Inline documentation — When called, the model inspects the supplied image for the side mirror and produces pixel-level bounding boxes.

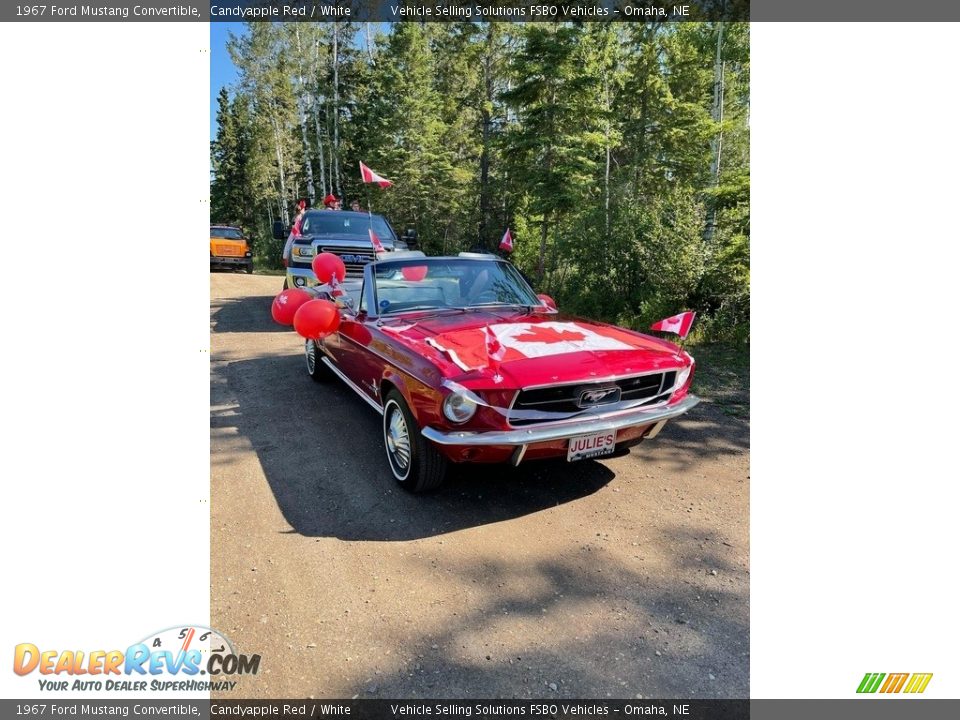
[402,228,418,247]
[272,220,287,241]
[536,294,557,312]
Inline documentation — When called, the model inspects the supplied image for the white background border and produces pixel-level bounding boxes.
[0,22,210,698]
[1,20,958,700]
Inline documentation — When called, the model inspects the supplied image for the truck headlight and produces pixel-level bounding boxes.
[443,392,477,424]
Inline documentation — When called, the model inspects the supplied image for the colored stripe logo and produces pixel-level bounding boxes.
[857,672,932,694]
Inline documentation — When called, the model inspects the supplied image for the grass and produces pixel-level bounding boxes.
[684,340,750,418]
[252,258,285,276]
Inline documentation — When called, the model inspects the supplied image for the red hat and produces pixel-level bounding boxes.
[323,194,338,208]
[296,199,307,210]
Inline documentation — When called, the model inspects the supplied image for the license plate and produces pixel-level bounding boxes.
[567,431,617,462]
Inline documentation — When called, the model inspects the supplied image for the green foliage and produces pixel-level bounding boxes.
[211,21,750,341]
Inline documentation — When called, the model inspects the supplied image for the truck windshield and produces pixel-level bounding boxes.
[211,227,243,239]
[301,212,395,241]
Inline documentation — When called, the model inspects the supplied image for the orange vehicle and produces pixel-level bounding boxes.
[210,225,253,273]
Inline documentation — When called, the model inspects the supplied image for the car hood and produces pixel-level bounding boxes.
[377,309,688,389]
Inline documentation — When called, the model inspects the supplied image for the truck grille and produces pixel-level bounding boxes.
[212,243,243,257]
[320,246,378,277]
[508,371,676,427]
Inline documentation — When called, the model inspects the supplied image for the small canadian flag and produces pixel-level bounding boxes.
[485,325,506,361]
[485,325,505,382]
[650,311,696,339]
[359,161,392,188]
[499,228,513,253]
[369,227,386,253]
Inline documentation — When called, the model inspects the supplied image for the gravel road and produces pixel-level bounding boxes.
[210,272,749,699]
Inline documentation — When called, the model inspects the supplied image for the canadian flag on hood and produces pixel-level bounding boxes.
[425,321,640,372]
[650,311,696,339]
[359,161,392,188]
[499,228,513,253]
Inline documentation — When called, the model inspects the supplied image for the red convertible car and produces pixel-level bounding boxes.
[305,253,699,492]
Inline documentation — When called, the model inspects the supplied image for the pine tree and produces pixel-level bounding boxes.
[501,24,605,281]
[211,88,254,228]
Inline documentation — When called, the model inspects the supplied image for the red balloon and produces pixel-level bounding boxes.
[537,294,557,311]
[401,265,428,281]
[271,288,312,326]
[312,253,346,285]
[293,299,341,340]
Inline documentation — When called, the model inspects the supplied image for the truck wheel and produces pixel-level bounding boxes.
[305,339,333,382]
[382,390,447,493]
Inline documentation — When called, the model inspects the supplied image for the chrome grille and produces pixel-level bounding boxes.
[509,371,676,427]
[320,246,378,277]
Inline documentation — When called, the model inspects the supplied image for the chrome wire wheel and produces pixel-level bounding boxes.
[384,400,412,481]
[305,339,317,375]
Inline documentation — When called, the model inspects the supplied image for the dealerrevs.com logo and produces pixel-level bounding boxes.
[857,672,933,694]
[13,626,260,692]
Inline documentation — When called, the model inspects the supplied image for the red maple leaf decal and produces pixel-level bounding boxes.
[513,325,586,344]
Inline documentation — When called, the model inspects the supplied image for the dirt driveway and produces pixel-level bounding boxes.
[210,272,749,699]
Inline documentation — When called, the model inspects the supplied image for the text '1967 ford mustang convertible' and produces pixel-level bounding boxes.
[271,252,699,492]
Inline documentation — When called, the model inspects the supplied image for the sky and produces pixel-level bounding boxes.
[210,22,244,141]
[209,22,390,142]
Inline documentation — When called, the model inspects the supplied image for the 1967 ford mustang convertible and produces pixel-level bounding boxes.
[305,253,699,492]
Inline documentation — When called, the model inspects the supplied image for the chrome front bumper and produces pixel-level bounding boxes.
[421,394,700,447]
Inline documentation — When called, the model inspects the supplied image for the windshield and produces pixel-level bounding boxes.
[211,227,243,239]
[373,258,540,315]
[300,212,396,242]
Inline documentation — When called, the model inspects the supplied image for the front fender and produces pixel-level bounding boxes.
[381,367,446,430]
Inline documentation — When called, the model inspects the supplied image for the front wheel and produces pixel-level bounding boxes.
[383,390,448,493]
[305,339,333,382]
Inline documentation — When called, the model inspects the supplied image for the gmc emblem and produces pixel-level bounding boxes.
[340,254,371,264]
[578,386,621,408]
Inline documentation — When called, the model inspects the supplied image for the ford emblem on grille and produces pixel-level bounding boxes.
[339,254,370,264]
[578,386,622,408]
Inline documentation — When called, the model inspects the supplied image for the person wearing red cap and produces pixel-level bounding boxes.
[282,199,309,266]
[323,194,340,210]
[292,199,308,234]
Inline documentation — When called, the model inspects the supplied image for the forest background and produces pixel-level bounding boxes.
[210,22,749,364]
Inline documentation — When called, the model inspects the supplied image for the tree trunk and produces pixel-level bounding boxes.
[293,28,315,204]
[313,105,327,198]
[365,23,375,63]
[332,25,342,197]
[538,215,549,282]
[270,113,289,225]
[312,37,328,197]
[604,74,612,239]
[704,22,726,244]
[478,26,494,250]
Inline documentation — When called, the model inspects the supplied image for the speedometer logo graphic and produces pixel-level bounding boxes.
[138,625,235,675]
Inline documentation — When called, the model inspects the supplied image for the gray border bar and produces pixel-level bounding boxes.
[3,0,960,22]
[4,699,960,718]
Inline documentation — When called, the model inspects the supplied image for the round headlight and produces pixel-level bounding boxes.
[443,392,477,424]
